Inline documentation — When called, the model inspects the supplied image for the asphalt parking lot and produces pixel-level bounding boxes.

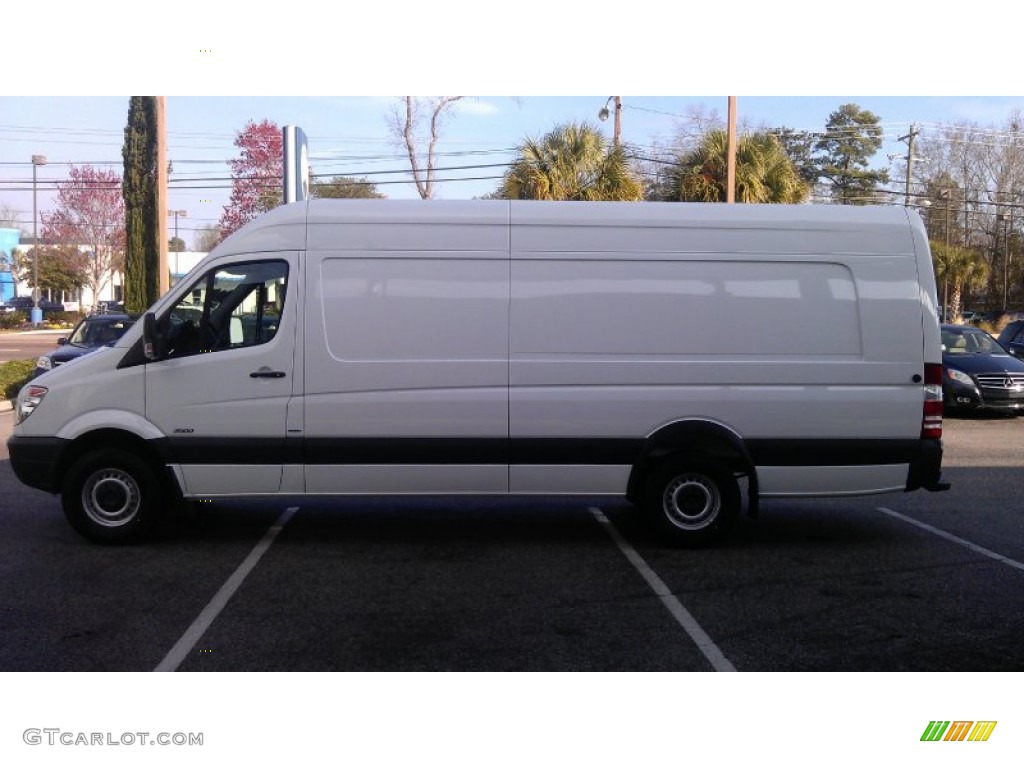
[0,410,1021,672]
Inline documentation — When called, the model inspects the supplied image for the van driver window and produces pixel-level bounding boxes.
[164,260,288,358]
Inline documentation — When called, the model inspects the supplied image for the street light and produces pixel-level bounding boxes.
[998,211,1011,310]
[168,209,186,279]
[597,96,622,149]
[938,189,952,318]
[31,154,47,326]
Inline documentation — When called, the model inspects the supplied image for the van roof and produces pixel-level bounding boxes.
[212,199,919,258]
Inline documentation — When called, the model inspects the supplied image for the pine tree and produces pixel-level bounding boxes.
[122,96,159,313]
[813,104,890,205]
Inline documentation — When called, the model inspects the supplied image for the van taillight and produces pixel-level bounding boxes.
[922,363,943,439]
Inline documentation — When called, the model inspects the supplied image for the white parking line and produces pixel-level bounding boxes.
[878,507,1024,573]
[154,506,298,672]
[589,507,737,672]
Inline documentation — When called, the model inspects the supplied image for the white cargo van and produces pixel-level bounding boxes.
[8,200,948,545]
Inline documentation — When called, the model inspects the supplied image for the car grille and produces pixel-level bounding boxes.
[976,373,1024,390]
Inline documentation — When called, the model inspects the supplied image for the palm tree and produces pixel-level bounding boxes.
[931,241,988,322]
[498,122,643,201]
[660,130,810,204]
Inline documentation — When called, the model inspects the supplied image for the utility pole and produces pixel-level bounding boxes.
[897,123,920,206]
[726,96,737,203]
[963,155,970,248]
[30,154,46,325]
[156,97,169,296]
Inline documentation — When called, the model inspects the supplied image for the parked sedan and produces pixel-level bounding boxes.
[941,324,1024,413]
[34,313,136,378]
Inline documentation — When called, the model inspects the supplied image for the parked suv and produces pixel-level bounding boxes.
[998,318,1024,357]
[4,296,64,314]
[34,313,136,378]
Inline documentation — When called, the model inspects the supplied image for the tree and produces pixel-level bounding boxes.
[775,127,820,186]
[13,245,88,298]
[311,175,385,199]
[169,237,186,252]
[218,119,283,240]
[0,203,24,234]
[194,224,222,253]
[497,122,643,201]
[921,173,964,247]
[122,96,160,314]
[932,241,988,321]
[659,130,809,204]
[388,97,463,199]
[915,114,1024,308]
[41,165,125,311]
[814,104,889,204]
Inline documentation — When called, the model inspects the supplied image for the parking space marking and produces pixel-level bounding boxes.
[589,507,737,672]
[154,506,299,672]
[878,507,1024,573]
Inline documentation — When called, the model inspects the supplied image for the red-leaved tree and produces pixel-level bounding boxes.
[218,119,283,241]
[41,165,126,310]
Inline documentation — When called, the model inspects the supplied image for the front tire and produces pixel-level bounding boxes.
[62,449,164,544]
[644,456,740,547]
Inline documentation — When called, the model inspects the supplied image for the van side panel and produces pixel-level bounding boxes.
[302,202,511,494]
[508,202,927,496]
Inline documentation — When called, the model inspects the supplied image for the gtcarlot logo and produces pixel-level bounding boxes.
[920,721,997,742]
[23,729,203,747]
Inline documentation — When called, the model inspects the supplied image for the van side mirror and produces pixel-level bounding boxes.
[142,312,165,361]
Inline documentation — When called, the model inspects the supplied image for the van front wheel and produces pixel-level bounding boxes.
[62,449,163,544]
[644,456,739,547]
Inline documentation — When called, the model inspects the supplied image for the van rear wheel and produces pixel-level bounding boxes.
[644,456,739,547]
[62,449,164,544]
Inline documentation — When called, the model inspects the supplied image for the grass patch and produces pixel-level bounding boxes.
[0,359,35,401]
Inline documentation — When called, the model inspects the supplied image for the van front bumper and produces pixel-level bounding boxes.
[905,438,949,492]
[7,436,68,494]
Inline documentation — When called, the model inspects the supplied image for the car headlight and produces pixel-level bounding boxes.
[15,384,48,425]
[36,356,52,371]
[946,368,975,387]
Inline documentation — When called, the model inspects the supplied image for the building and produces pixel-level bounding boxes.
[6,240,206,312]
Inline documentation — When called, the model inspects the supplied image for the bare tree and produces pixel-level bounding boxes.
[917,114,1024,309]
[0,203,23,233]
[388,97,463,199]
[194,224,222,253]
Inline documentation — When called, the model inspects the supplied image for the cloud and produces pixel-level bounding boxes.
[456,99,500,116]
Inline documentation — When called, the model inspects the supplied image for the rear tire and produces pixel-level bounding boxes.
[643,455,740,547]
[62,449,164,544]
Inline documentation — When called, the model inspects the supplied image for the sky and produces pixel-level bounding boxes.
[4,2,1023,249]
[5,94,1024,249]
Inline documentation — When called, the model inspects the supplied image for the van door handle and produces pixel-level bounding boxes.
[250,369,286,379]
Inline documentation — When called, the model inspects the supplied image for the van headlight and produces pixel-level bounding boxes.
[36,356,52,371]
[15,384,48,425]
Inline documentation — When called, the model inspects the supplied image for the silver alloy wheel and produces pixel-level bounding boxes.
[662,472,721,530]
[81,468,142,528]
